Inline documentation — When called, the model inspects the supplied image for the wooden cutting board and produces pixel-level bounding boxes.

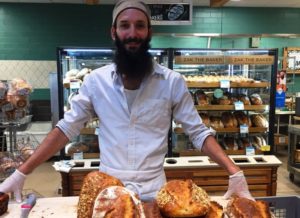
[3,196,227,217]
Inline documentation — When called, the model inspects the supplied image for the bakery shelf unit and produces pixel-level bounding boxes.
[170,48,277,156]
[56,47,170,159]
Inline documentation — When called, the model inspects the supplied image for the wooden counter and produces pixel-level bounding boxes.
[55,155,281,197]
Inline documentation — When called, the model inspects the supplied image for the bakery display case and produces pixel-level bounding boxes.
[170,48,277,156]
[56,47,170,159]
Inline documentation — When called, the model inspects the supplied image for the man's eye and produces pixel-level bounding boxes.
[136,23,146,29]
[119,23,129,29]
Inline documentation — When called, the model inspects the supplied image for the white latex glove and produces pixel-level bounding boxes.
[223,171,255,201]
[0,169,26,202]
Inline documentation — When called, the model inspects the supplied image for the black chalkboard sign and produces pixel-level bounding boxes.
[148,1,192,25]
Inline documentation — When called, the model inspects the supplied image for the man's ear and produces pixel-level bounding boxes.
[111,27,116,41]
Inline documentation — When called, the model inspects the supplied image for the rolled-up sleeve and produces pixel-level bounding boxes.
[56,74,95,140]
[172,75,214,151]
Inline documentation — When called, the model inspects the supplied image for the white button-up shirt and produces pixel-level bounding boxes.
[57,61,213,200]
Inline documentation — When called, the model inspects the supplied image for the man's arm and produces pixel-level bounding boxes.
[18,127,69,174]
[201,135,240,175]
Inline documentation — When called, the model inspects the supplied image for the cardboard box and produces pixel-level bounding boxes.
[274,133,289,145]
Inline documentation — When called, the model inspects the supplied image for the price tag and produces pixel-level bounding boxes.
[240,124,249,134]
[94,127,99,135]
[234,101,244,110]
[246,146,255,155]
[73,152,84,160]
[220,80,230,88]
[260,145,271,151]
[70,81,81,90]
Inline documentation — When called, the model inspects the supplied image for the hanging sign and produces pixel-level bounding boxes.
[275,70,287,108]
[148,0,192,25]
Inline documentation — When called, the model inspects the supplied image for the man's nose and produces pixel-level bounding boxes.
[128,25,138,37]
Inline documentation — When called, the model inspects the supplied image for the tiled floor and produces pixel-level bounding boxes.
[22,148,300,198]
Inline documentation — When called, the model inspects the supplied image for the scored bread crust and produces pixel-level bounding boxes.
[92,186,145,218]
[226,196,271,218]
[205,201,224,218]
[77,171,124,218]
[156,179,211,217]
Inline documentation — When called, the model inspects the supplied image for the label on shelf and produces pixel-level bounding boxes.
[73,152,84,160]
[246,146,255,155]
[234,101,245,110]
[260,145,271,151]
[70,81,81,90]
[220,80,230,88]
[94,127,100,135]
[240,124,249,134]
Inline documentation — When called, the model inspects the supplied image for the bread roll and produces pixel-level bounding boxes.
[223,137,239,150]
[238,94,251,105]
[156,179,210,217]
[221,112,238,128]
[92,186,145,218]
[226,196,271,218]
[77,171,124,218]
[234,111,252,127]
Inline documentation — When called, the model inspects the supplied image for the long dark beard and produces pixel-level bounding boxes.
[113,34,153,80]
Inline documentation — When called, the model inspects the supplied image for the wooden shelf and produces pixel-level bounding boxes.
[195,105,269,111]
[174,127,267,134]
[178,149,263,156]
[186,81,270,88]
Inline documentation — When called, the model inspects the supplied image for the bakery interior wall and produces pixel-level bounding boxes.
[0,3,300,121]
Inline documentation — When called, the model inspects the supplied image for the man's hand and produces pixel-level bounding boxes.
[0,169,26,202]
[223,171,255,201]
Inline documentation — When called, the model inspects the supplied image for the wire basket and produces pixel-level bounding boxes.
[0,152,22,181]
[257,196,300,218]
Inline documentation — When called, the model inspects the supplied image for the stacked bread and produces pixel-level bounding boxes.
[0,78,32,120]
[251,114,269,128]
[183,75,255,83]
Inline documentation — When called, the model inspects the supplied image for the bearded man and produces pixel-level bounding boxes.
[0,0,253,202]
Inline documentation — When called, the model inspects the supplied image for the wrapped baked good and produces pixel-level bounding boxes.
[7,94,28,109]
[218,91,233,105]
[251,114,269,128]
[8,78,32,96]
[234,111,252,127]
[156,179,211,217]
[250,93,263,105]
[238,138,251,150]
[0,156,18,174]
[210,116,224,129]
[221,112,238,128]
[66,142,89,155]
[77,171,124,218]
[195,90,209,105]
[0,192,9,216]
[199,113,210,127]
[92,186,145,218]
[252,136,267,149]
[226,196,271,218]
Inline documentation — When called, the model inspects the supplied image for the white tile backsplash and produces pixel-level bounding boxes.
[0,60,57,88]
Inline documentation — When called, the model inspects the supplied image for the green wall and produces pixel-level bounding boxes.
[1,3,300,95]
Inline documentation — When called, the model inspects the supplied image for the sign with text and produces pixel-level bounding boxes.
[148,0,192,25]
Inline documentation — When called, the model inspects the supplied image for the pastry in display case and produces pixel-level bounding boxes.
[56,47,170,159]
[171,48,277,155]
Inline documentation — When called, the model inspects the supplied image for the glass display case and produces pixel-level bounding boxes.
[170,48,277,156]
[56,47,170,159]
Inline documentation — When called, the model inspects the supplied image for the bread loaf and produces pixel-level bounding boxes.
[205,201,224,218]
[0,192,9,216]
[223,137,239,150]
[226,196,271,218]
[251,114,269,128]
[250,93,263,105]
[77,171,124,218]
[210,116,224,129]
[238,94,251,105]
[92,186,145,218]
[199,113,210,127]
[156,179,210,217]
[221,112,238,128]
[195,90,209,105]
[234,111,252,127]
